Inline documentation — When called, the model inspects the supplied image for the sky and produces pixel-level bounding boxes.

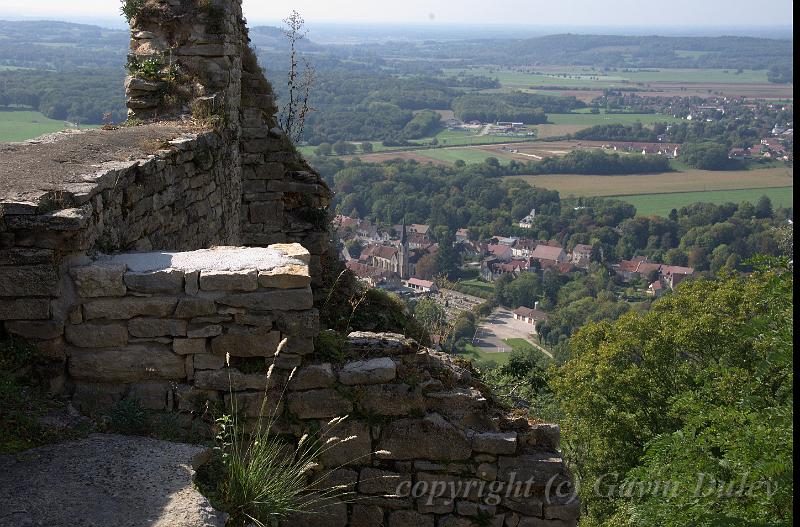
[0,0,793,28]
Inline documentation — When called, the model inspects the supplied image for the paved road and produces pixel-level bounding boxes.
[473,308,553,358]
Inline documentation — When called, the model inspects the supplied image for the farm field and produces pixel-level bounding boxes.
[417,147,515,165]
[0,110,87,142]
[546,112,682,126]
[617,187,794,216]
[443,66,792,100]
[506,166,794,197]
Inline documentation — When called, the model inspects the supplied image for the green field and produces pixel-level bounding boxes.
[460,344,512,367]
[418,147,514,165]
[503,338,552,360]
[546,112,682,126]
[444,67,770,89]
[0,110,85,142]
[618,187,794,216]
[459,279,496,295]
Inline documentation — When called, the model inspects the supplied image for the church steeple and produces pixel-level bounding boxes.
[399,219,410,279]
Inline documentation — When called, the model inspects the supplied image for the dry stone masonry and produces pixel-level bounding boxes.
[0,1,579,525]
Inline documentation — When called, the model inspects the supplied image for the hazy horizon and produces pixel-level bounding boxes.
[0,0,793,36]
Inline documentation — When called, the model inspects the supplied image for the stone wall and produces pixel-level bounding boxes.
[125,0,332,285]
[44,244,314,412]
[281,333,579,527]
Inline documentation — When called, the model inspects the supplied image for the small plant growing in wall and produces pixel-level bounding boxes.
[120,0,147,22]
[278,11,316,143]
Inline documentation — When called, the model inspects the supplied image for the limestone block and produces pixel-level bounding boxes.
[389,511,434,527]
[70,264,127,298]
[6,320,64,340]
[194,353,225,370]
[378,414,471,461]
[199,270,258,292]
[288,389,353,420]
[0,298,50,320]
[175,385,220,412]
[426,389,487,420]
[543,503,580,522]
[521,424,561,451]
[185,270,200,295]
[347,332,418,356]
[257,264,311,289]
[339,357,396,385]
[281,500,347,527]
[472,432,518,455]
[359,468,411,495]
[128,381,172,410]
[497,454,568,486]
[72,382,127,413]
[210,326,280,357]
[129,318,188,338]
[124,269,184,294]
[318,419,372,467]
[350,505,384,527]
[65,322,129,348]
[223,391,283,418]
[187,324,223,338]
[275,310,319,337]
[217,288,313,311]
[358,384,424,416]
[0,265,59,297]
[173,338,208,355]
[288,363,335,391]
[193,369,267,391]
[174,297,217,318]
[477,463,498,482]
[83,297,177,320]
[69,345,185,382]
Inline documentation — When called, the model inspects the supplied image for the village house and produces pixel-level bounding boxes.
[512,239,538,258]
[570,244,594,268]
[455,228,470,243]
[346,261,400,288]
[615,256,695,291]
[405,278,439,294]
[513,305,549,333]
[531,244,568,265]
[519,208,537,229]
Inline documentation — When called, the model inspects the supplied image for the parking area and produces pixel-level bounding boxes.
[473,307,552,358]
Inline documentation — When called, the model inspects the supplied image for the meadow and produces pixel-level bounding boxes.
[617,187,794,216]
[507,166,793,197]
[0,110,85,142]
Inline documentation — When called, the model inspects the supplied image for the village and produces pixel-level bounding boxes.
[334,212,696,353]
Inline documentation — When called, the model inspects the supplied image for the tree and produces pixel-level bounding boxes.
[434,229,458,280]
[755,195,774,219]
[551,263,793,526]
[414,298,448,337]
[333,140,355,155]
[414,253,438,280]
[361,142,374,154]
[680,141,731,170]
[314,142,332,157]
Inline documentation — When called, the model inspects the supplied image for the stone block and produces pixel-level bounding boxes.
[129,318,187,338]
[6,320,63,340]
[173,338,208,355]
[543,503,580,522]
[258,265,311,289]
[472,432,518,455]
[175,385,220,412]
[70,264,127,298]
[224,391,284,418]
[187,324,223,338]
[288,363,335,391]
[288,389,353,420]
[0,298,50,320]
[128,381,172,410]
[217,288,314,311]
[359,468,411,495]
[199,270,258,291]
[65,322,129,348]
[194,369,267,391]
[339,357,396,385]
[275,310,319,337]
[174,297,217,318]
[389,511,434,527]
[498,455,568,486]
[69,345,185,382]
[379,414,471,461]
[318,419,372,467]
[124,269,184,294]
[83,297,177,320]
[194,352,225,370]
[0,265,59,297]
[350,505,384,527]
[281,500,347,527]
[358,384,424,416]
[211,326,281,357]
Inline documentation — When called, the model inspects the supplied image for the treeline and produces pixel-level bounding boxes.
[527,149,671,175]
[0,69,127,124]
[572,122,660,142]
[451,92,584,123]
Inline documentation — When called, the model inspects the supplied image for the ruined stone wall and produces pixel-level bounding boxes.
[125,0,332,285]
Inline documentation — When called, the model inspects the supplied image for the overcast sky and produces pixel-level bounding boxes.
[0,0,793,27]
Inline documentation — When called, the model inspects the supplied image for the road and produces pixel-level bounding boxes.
[473,307,553,359]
